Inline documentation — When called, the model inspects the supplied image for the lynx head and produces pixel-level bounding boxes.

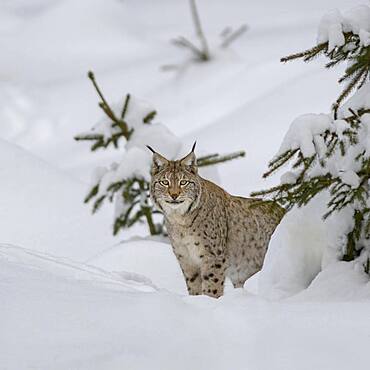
[148,142,202,216]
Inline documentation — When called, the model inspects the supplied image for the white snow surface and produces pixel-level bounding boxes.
[1,0,370,369]
[0,138,115,260]
[2,241,370,370]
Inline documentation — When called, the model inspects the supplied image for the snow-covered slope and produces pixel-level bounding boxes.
[2,243,370,370]
[0,138,115,260]
[88,238,187,294]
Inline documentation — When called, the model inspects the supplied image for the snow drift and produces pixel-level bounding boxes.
[2,242,370,370]
[0,138,115,260]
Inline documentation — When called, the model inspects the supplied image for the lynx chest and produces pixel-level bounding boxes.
[171,232,203,266]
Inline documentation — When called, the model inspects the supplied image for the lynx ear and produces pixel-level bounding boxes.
[180,142,197,174]
[146,145,169,175]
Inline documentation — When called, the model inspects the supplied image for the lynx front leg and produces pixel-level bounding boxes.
[177,258,202,295]
[201,255,227,298]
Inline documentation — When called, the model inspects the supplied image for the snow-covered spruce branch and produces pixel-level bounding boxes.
[281,25,369,114]
[75,71,245,236]
[253,104,370,266]
[197,151,245,167]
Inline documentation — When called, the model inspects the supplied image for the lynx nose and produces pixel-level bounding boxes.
[170,193,179,200]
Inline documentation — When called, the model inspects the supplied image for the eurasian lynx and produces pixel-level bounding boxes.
[148,144,285,298]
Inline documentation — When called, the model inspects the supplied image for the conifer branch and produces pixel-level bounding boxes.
[197,151,245,167]
[87,71,113,116]
[121,94,130,119]
[280,42,327,63]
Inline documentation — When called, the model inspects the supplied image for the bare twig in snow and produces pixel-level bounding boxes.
[220,24,248,48]
[189,0,210,61]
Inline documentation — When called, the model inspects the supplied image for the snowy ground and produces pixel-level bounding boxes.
[1,0,370,369]
[2,242,370,370]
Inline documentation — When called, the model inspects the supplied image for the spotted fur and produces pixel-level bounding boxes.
[149,147,285,298]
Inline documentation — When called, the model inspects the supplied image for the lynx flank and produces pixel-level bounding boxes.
[148,144,285,298]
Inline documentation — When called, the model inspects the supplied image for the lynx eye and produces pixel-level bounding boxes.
[160,180,169,186]
[179,180,189,186]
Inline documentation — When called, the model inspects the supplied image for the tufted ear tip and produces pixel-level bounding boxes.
[191,141,196,153]
[146,145,156,154]
[180,144,197,174]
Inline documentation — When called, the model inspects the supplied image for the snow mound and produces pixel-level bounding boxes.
[258,189,370,300]
[291,261,370,302]
[88,238,187,294]
[0,138,115,260]
[0,243,155,292]
[258,194,328,299]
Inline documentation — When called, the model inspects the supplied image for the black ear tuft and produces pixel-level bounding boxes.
[146,145,156,154]
[191,141,197,153]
